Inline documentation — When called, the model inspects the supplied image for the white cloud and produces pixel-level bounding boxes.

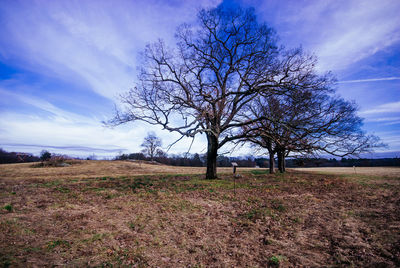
[312,0,400,71]
[0,110,209,158]
[0,87,94,124]
[364,116,400,126]
[0,86,209,157]
[1,0,399,157]
[339,77,400,84]
[360,101,400,115]
[0,0,222,100]
[365,117,400,122]
[382,121,400,126]
[374,133,400,151]
[254,0,400,71]
[0,0,223,157]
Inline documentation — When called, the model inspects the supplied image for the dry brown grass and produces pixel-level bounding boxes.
[0,160,256,181]
[1,162,399,267]
[293,166,400,177]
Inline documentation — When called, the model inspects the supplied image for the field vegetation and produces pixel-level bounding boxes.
[294,166,400,177]
[1,161,399,266]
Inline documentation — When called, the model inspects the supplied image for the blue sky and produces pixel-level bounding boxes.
[0,0,399,158]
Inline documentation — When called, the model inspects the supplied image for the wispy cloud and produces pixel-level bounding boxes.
[0,0,221,100]
[3,143,124,153]
[0,111,145,157]
[312,0,400,71]
[382,121,400,126]
[0,0,399,157]
[0,110,207,157]
[0,87,94,124]
[339,77,400,84]
[360,101,400,115]
[255,0,400,71]
[0,0,218,157]
[364,116,400,126]
[366,117,400,122]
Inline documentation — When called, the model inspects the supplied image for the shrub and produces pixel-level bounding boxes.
[33,154,74,167]
[3,204,13,212]
[40,150,51,161]
[269,255,286,266]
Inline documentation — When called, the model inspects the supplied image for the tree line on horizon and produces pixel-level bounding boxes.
[1,148,398,167]
[115,151,400,168]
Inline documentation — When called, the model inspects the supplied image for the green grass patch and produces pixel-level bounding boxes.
[55,186,70,193]
[47,239,70,250]
[243,207,275,221]
[41,180,62,187]
[3,204,13,212]
[0,254,13,268]
[269,255,287,265]
[127,216,149,232]
[84,187,107,192]
[82,233,109,243]
[271,199,286,212]
[251,169,269,175]
[129,177,154,192]
[23,247,41,253]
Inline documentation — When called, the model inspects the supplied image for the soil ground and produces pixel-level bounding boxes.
[0,161,399,267]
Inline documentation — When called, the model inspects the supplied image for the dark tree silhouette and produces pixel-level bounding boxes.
[141,132,162,161]
[0,149,40,164]
[40,150,51,162]
[245,76,383,173]
[108,5,335,179]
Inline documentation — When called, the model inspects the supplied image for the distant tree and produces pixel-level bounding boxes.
[40,150,51,162]
[192,153,203,167]
[116,154,129,160]
[0,149,39,164]
[128,153,146,160]
[141,132,162,161]
[255,158,268,168]
[87,154,97,160]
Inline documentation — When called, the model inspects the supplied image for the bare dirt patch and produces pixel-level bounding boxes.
[1,165,399,267]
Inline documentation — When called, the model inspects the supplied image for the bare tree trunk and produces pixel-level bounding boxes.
[277,152,282,173]
[206,133,218,180]
[277,150,284,173]
[268,151,275,174]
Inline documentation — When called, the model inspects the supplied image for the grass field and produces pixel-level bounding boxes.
[1,161,399,266]
[293,166,400,177]
[0,160,251,180]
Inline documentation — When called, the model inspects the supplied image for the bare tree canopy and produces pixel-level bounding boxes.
[141,132,162,161]
[245,79,384,173]
[108,4,375,179]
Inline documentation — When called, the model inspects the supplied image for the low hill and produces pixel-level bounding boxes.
[0,160,250,181]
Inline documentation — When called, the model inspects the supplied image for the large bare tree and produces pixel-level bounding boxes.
[109,6,332,179]
[245,74,383,173]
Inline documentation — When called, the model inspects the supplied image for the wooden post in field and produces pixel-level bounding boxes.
[232,162,238,196]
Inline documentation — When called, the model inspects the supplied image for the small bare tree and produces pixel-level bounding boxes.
[141,132,162,161]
